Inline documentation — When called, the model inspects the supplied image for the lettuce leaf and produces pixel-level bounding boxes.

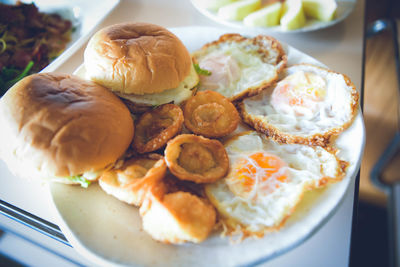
[194,63,212,76]
[68,175,91,188]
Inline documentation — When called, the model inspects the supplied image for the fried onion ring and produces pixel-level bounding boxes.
[133,104,184,153]
[183,90,239,138]
[99,154,166,206]
[165,134,229,183]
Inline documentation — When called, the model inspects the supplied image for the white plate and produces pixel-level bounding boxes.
[2,0,120,73]
[49,27,365,267]
[191,0,356,33]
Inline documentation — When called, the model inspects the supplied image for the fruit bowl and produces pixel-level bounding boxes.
[190,0,356,33]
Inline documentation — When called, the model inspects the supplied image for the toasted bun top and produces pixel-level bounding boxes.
[0,73,134,179]
[84,22,192,95]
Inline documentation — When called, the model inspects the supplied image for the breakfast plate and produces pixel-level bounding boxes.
[190,0,356,33]
[49,26,365,266]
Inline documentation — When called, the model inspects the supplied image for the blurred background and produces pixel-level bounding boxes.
[352,0,400,266]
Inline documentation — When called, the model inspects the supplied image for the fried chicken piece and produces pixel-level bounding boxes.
[99,154,166,206]
[140,181,216,244]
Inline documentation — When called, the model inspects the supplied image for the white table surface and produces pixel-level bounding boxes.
[0,0,365,266]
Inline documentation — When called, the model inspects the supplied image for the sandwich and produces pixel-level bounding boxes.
[84,22,199,113]
[0,73,134,187]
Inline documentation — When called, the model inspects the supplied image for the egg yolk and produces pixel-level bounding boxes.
[227,152,288,200]
[271,71,326,115]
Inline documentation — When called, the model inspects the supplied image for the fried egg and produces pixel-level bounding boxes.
[192,34,287,101]
[205,131,347,236]
[239,64,359,146]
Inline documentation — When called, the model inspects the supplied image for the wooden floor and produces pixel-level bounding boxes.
[360,23,399,205]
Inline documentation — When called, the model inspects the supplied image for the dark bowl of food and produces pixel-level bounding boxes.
[0,0,119,95]
[0,1,78,94]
